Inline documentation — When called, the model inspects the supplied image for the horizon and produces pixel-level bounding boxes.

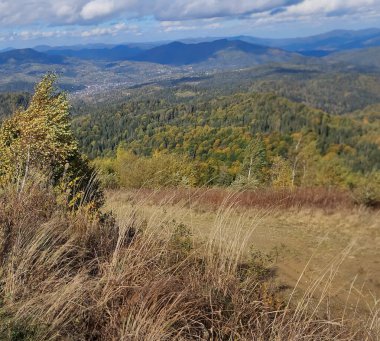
[2,27,380,51]
[1,0,380,49]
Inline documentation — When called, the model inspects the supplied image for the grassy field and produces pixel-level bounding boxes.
[106,188,380,317]
[1,182,379,339]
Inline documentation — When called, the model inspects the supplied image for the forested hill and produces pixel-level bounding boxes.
[72,91,380,182]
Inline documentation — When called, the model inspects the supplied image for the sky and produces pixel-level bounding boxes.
[1,0,380,48]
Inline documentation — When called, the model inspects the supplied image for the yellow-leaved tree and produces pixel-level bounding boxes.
[0,74,103,210]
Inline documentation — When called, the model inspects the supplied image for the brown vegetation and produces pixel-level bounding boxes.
[121,187,358,211]
[0,181,378,340]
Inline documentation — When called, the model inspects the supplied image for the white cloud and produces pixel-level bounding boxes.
[0,0,379,44]
[286,0,377,16]
[0,0,378,27]
[81,0,117,20]
[80,22,137,37]
[242,0,380,28]
[0,0,309,26]
[1,22,138,42]
[160,19,223,33]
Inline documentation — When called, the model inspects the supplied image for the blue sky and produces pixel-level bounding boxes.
[1,0,380,48]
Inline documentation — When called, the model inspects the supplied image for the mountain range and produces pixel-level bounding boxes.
[234,28,380,55]
[1,28,379,67]
[0,28,380,94]
[129,39,301,66]
[0,48,65,65]
[0,39,304,68]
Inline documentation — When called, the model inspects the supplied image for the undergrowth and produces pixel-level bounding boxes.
[0,178,378,340]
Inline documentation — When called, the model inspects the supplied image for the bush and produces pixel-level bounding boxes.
[351,172,380,207]
[108,147,198,189]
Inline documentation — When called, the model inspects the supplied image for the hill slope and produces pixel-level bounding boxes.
[0,48,65,65]
[236,28,380,54]
[44,45,143,61]
[326,47,380,70]
[130,39,302,66]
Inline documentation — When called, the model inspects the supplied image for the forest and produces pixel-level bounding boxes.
[0,70,379,204]
[67,86,380,205]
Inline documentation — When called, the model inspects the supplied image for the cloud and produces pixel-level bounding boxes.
[80,23,138,37]
[81,0,119,20]
[285,0,377,17]
[0,0,313,26]
[0,0,378,27]
[235,0,379,29]
[1,22,138,42]
[0,0,379,45]
[160,19,222,33]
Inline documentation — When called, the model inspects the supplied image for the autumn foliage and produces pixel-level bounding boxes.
[0,74,102,209]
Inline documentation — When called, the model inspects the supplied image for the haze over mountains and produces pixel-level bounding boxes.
[0,39,301,66]
[235,28,380,55]
[3,28,380,63]
[0,48,65,65]
[0,28,379,94]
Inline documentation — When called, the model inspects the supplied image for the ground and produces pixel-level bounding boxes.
[105,189,380,317]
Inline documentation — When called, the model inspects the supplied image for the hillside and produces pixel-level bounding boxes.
[44,45,144,61]
[72,91,380,188]
[1,32,380,97]
[237,28,380,54]
[0,48,65,65]
[326,47,380,70]
[75,65,380,117]
[130,39,302,66]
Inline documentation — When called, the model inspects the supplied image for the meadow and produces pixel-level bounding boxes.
[106,188,380,317]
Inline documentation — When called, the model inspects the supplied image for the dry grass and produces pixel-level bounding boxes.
[125,187,357,211]
[0,182,379,340]
[107,189,380,313]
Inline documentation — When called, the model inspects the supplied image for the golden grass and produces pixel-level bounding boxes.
[107,189,380,320]
[0,182,379,340]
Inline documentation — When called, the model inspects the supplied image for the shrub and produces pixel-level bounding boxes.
[112,147,197,188]
[351,171,380,207]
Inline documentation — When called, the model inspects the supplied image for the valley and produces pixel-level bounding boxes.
[0,26,380,340]
[1,28,380,99]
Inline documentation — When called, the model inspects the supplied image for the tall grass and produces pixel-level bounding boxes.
[119,187,358,211]
[0,180,378,340]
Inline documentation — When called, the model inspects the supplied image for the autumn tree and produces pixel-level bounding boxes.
[0,74,103,209]
[270,156,293,188]
[233,135,269,188]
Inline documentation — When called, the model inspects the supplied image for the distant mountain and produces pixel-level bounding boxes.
[234,28,380,55]
[44,45,143,61]
[326,47,380,70]
[0,47,14,53]
[0,48,65,65]
[34,43,117,52]
[130,39,302,66]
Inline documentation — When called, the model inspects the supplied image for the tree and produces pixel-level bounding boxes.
[270,156,293,188]
[233,135,269,188]
[0,74,103,209]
